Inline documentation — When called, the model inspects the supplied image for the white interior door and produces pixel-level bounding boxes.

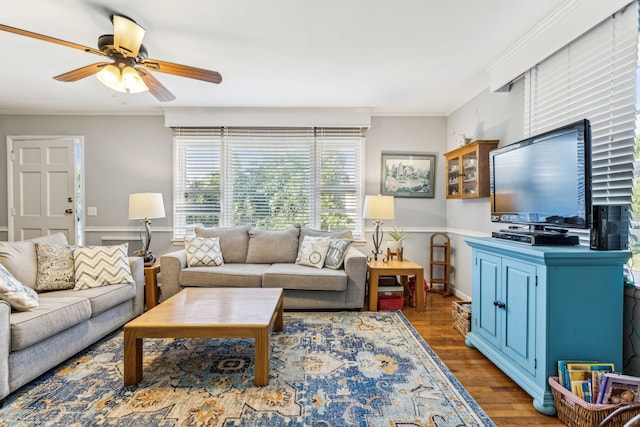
[7,136,84,244]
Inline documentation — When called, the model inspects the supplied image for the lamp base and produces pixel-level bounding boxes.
[134,249,156,264]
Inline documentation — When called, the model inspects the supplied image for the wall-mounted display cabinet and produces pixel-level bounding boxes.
[444,140,499,199]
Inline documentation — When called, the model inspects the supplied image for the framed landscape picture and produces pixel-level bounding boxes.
[381,152,436,198]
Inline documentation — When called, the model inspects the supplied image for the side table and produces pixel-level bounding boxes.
[143,261,161,311]
[367,259,425,312]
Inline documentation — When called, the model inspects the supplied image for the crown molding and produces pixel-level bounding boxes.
[486,0,634,92]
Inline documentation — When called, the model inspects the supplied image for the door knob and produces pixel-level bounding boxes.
[65,208,74,214]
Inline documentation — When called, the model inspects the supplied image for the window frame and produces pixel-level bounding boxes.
[172,127,366,241]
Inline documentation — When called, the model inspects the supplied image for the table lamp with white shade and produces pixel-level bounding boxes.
[363,194,395,261]
[128,193,166,264]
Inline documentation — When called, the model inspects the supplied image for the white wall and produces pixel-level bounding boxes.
[445,80,526,297]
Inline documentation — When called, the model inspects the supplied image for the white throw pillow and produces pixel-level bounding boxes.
[185,236,224,267]
[73,244,134,290]
[0,263,39,311]
[324,238,354,270]
[295,236,331,269]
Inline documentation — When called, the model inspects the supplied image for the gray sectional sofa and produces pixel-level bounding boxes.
[160,225,367,310]
[0,234,144,403]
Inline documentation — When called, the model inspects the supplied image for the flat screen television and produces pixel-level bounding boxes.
[489,119,591,242]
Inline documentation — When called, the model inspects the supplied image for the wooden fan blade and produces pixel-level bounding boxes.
[53,63,110,82]
[0,24,107,57]
[113,15,145,58]
[137,69,176,102]
[140,59,222,84]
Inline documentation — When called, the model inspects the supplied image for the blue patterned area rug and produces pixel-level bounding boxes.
[0,311,494,426]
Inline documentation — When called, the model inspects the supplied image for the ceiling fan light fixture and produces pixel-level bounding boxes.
[121,66,148,94]
[96,64,148,94]
[96,64,120,89]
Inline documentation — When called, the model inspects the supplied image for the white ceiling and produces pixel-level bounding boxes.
[0,0,566,115]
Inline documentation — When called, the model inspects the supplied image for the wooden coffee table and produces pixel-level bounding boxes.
[123,287,284,386]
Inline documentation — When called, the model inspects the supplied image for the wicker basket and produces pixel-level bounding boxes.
[452,301,471,336]
[548,376,640,426]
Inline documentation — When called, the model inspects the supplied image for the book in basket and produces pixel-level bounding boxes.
[597,373,640,405]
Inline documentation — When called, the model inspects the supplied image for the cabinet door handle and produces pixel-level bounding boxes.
[493,300,506,309]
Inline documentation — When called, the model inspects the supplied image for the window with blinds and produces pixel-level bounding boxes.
[173,129,222,238]
[173,127,365,240]
[523,1,638,208]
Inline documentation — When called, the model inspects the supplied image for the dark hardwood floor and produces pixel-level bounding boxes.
[402,292,565,426]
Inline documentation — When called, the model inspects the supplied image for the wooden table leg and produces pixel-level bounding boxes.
[274,298,284,332]
[144,267,159,310]
[124,327,143,386]
[368,270,380,311]
[254,327,270,386]
[415,269,425,312]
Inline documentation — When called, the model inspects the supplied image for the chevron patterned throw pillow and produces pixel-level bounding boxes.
[185,236,224,267]
[72,244,134,290]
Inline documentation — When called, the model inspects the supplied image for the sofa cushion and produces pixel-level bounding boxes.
[180,263,269,288]
[324,239,354,270]
[246,227,300,264]
[9,296,91,351]
[195,225,250,263]
[35,243,76,292]
[185,236,224,267]
[296,225,352,253]
[0,233,69,289]
[263,263,348,291]
[295,236,331,269]
[0,263,39,311]
[45,282,136,317]
[73,244,134,290]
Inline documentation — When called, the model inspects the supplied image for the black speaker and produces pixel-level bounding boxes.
[590,205,629,250]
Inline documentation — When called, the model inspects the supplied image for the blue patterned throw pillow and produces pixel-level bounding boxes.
[0,263,39,311]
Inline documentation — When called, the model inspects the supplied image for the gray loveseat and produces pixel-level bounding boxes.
[0,234,144,403]
[160,225,367,310]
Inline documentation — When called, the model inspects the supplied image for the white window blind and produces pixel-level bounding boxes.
[224,127,315,229]
[173,128,222,238]
[316,128,365,236]
[173,127,365,240]
[524,1,638,206]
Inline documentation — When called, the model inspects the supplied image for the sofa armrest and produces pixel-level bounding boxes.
[160,250,188,301]
[128,256,145,316]
[0,300,10,400]
[343,246,367,309]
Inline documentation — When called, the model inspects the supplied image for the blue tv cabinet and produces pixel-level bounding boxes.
[464,237,630,415]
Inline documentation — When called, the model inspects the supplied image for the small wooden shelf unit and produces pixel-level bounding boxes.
[429,232,451,296]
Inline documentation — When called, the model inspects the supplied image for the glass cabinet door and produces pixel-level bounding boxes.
[447,157,460,197]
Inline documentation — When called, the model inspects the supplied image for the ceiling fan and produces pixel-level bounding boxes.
[0,15,222,102]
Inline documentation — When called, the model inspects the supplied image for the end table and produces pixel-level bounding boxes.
[143,261,161,310]
[367,259,425,312]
